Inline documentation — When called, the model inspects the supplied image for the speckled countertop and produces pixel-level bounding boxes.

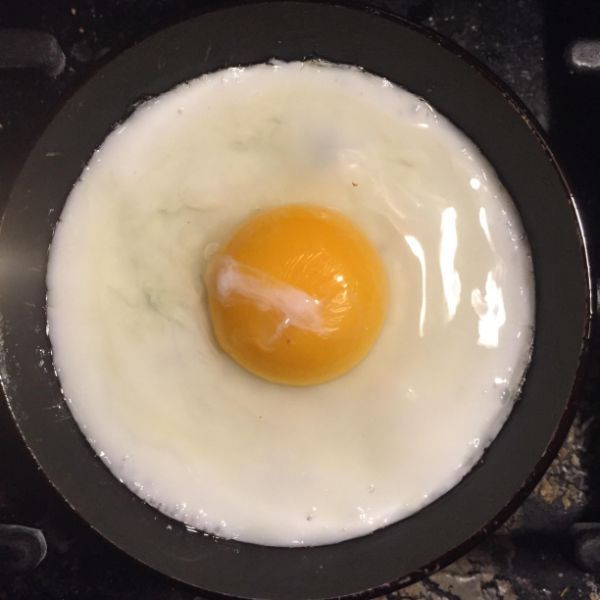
[399,416,596,599]
[1,1,599,599]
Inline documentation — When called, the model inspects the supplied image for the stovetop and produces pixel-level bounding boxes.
[1,1,599,599]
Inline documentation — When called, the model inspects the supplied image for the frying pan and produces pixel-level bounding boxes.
[0,1,592,598]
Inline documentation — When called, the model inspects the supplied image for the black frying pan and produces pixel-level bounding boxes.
[0,2,592,599]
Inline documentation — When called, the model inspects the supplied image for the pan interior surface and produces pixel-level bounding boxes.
[0,2,590,599]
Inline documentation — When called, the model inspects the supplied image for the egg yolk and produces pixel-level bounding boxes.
[205,204,388,386]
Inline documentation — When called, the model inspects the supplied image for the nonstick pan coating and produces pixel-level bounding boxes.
[0,2,591,598]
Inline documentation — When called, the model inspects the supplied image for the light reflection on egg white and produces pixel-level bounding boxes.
[356,506,375,526]
[469,176,481,190]
[405,235,427,337]
[478,207,494,249]
[439,207,461,321]
[471,271,507,349]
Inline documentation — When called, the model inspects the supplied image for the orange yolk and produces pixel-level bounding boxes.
[204,204,388,386]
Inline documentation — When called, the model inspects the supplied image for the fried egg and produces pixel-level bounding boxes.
[47,61,534,546]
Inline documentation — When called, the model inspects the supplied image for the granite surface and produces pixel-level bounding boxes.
[1,1,599,598]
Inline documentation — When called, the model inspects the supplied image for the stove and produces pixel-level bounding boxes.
[1,1,599,598]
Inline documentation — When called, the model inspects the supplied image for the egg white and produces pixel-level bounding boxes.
[47,61,534,546]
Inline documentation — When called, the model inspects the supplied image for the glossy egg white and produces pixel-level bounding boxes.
[47,61,534,546]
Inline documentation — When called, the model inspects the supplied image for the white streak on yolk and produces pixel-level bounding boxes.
[214,256,327,336]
